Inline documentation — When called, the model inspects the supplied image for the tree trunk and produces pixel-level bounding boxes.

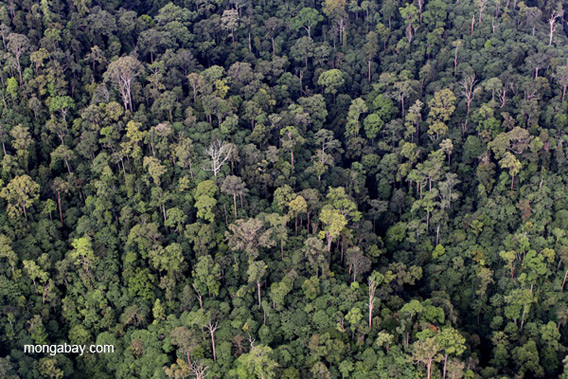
[57,191,64,227]
[16,58,23,87]
[291,150,294,169]
[210,331,217,362]
[233,193,238,218]
[257,281,262,307]
[64,157,72,174]
[128,87,134,112]
[193,285,203,308]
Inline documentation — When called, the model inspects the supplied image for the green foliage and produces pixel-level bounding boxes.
[1,1,568,377]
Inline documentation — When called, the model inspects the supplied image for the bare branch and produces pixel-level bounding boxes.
[186,355,209,379]
[202,140,234,178]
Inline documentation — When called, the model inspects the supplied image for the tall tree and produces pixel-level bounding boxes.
[221,175,248,218]
[103,56,144,112]
[291,8,323,38]
[1,175,40,219]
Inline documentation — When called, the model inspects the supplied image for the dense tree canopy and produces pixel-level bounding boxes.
[0,0,568,377]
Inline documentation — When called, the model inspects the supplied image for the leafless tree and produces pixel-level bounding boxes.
[202,140,233,178]
[204,321,219,362]
[497,85,508,108]
[548,8,564,46]
[186,356,209,379]
[248,333,256,349]
[368,277,378,328]
[459,74,480,133]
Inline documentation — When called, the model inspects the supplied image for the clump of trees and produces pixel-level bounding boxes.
[0,0,567,378]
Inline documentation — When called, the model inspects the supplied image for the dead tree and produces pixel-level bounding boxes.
[205,321,219,362]
[459,74,480,134]
[202,140,233,178]
[548,8,564,46]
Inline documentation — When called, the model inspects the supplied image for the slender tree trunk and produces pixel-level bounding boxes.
[57,191,64,227]
[257,281,262,307]
[233,193,237,218]
[128,87,134,112]
[193,285,203,308]
[271,37,275,55]
[16,58,22,87]
[210,330,217,362]
[42,284,49,304]
[64,157,72,174]
[520,305,527,331]
[191,85,197,103]
[188,160,194,179]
